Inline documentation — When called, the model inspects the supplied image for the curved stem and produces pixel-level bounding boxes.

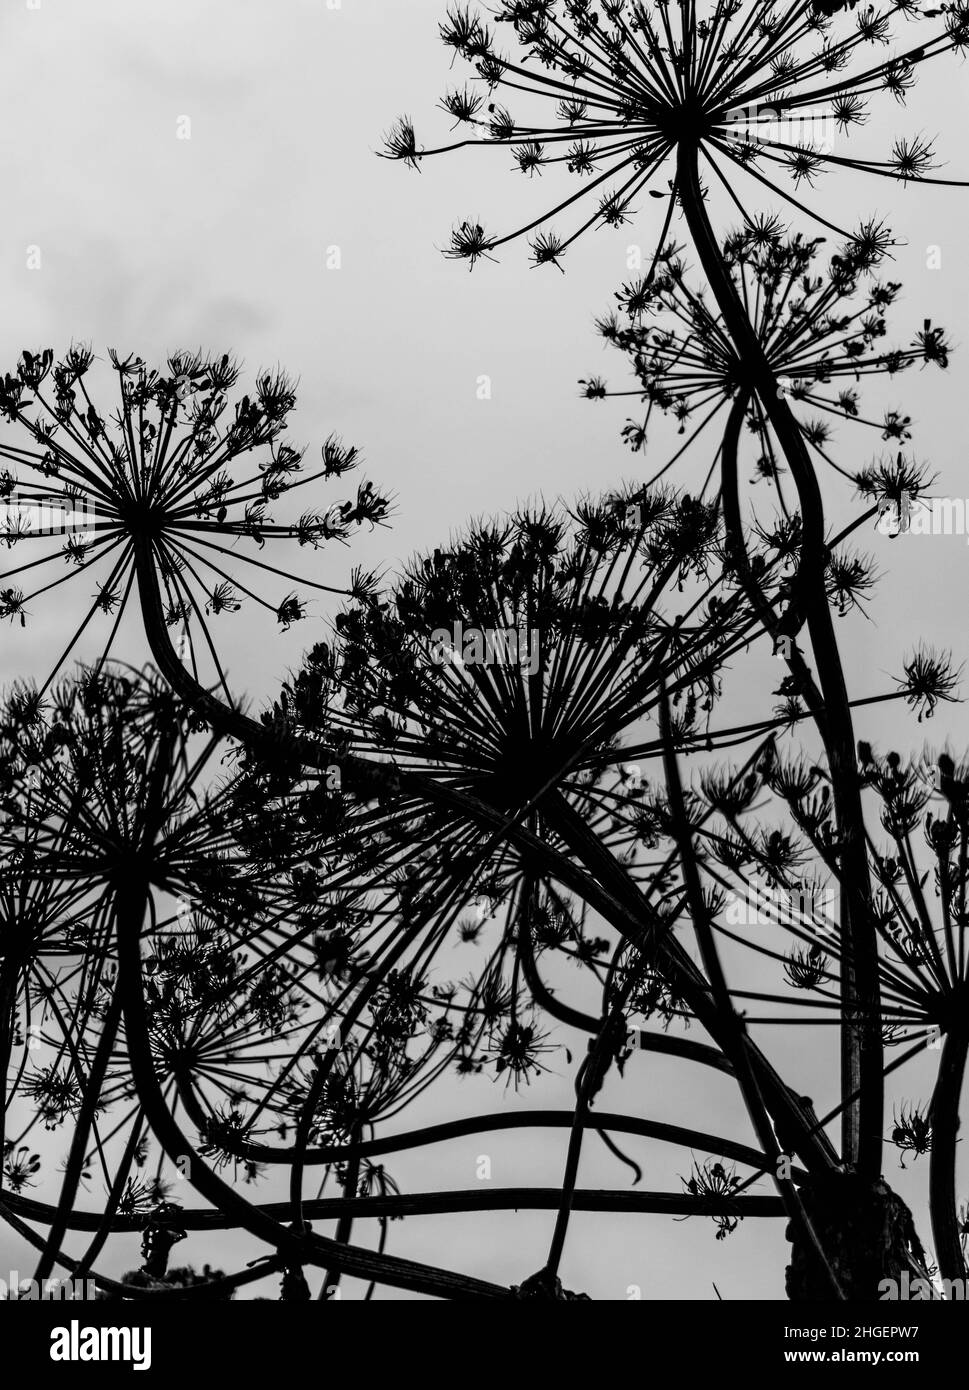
[929,1026,969,1287]
[1,1187,788,1231]
[720,392,826,724]
[72,1117,147,1282]
[518,885,602,1034]
[677,140,882,1176]
[544,1011,618,1281]
[135,535,822,1174]
[318,1124,362,1300]
[0,960,19,1186]
[32,987,123,1285]
[0,1195,285,1299]
[658,678,844,1298]
[5,1109,796,1240]
[548,790,839,1175]
[113,877,513,1300]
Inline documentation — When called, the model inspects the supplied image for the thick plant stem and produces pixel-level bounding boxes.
[658,681,844,1297]
[72,1120,147,1282]
[318,1126,362,1300]
[4,1110,801,1234]
[548,791,840,1175]
[929,1027,969,1287]
[0,961,18,1185]
[33,987,123,1285]
[721,393,828,727]
[544,1013,619,1282]
[677,140,882,1176]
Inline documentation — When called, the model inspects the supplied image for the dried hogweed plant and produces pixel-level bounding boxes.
[582,227,949,506]
[0,667,529,1300]
[0,347,389,698]
[242,495,948,1295]
[2,0,968,1308]
[656,730,969,1293]
[385,1,969,271]
[384,0,969,1229]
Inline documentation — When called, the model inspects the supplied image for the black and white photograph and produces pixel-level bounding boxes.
[1,0,969,1365]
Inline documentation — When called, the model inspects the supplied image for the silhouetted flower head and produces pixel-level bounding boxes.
[387,1,969,268]
[0,666,269,905]
[682,1158,743,1239]
[284,491,784,788]
[687,730,969,1079]
[891,1102,932,1166]
[0,666,320,1177]
[225,491,837,1081]
[0,348,389,696]
[583,226,949,500]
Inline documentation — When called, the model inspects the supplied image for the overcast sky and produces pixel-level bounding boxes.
[3,0,969,1299]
